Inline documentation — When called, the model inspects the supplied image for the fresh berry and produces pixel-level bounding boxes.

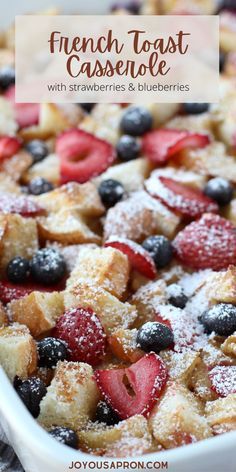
[95,353,168,419]
[49,427,78,449]
[0,279,66,304]
[53,307,106,366]
[203,177,233,205]
[30,248,66,286]
[120,107,152,137]
[146,176,218,219]
[37,337,69,368]
[217,0,236,13]
[95,401,120,426]
[56,129,116,184]
[25,140,49,164]
[98,179,124,207]
[142,129,210,164]
[111,1,140,13]
[173,213,236,270]
[7,256,30,283]
[14,377,46,418]
[209,366,236,397]
[155,314,172,330]
[0,193,44,217]
[199,303,236,336]
[183,103,209,114]
[167,284,188,309]
[0,66,15,91]
[137,321,174,353]
[80,103,95,113]
[4,85,39,128]
[142,235,173,269]
[0,136,21,161]
[116,135,140,161]
[28,177,53,195]
[105,237,157,279]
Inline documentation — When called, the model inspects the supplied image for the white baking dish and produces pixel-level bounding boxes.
[0,1,236,471]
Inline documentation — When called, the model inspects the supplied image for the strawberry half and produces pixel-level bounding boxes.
[145,176,219,219]
[4,85,39,129]
[0,194,44,217]
[95,353,168,419]
[56,129,116,184]
[142,128,210,164]
[173,213,236,270]
[104,237,157,279]
[52,307,107,366]
[0,279,66,304]
[0,136,22,161]
[209,366,236,397]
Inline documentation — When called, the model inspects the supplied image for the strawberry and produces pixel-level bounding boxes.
[142,128,210,164]
[173,213,236,270]
[95,353,168,419]
[4,85,39,129]
[104,237,157,279]
[0,194,44,217]
[209,366,236,397]
[52,307,106,366]
[145,176,219,219]
[155,313,172,330]
[56,129,116,184]
[0,279,66,304]
[0,136,22,161]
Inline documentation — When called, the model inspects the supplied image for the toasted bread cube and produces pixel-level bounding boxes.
[221,334,236,358]
[0,323,37,381]
[0,214,38,272]
[108,328,144,363]
[64,280,137,335]
[149,382,212,448]
[166,113,213,135]
[38,361,99,429]
[0,173,21,195]
[81,104,123,145]
[0,302,8,327]
[0,151,32,182]
[225,199,236,225]
[160,350,201,385]
[131,280,167,327]
[22,154,60,186]
[67,247,129,299]
[35,182,104,217]
[205,266,236,305]
[37,210,101,245]
[8,291,64,337]
[188,358,218,402]
[0,97,18,135]
[220,11,236,53]
[206,394,236,434]
[152,167,207,190]
[79,415,155,457]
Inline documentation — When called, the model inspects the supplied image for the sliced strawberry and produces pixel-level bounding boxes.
[145,176,219,219]
[95,353,168,419]
[142,128,210,164]
[0,136,21,161]
[209,366,236,397]
[173,213,236,270]
[52,307,106,366]
[104,237,157,279]
[56,129,116,184]
[4,85,39,129]
[0,193,44,217]
[0,279,66,304]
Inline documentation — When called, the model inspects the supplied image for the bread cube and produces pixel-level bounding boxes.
[160,350,201,385]
[188,358,218,402]
[0,214,38,272]
[64,279,137,335]
[131,279,167,327]
[0,151,32,182]
[22,154,60,186]
[205,266,236,305]
[225,199,236,226]
[206,394,236,434]
[149,382,212,448]
[221,334,236,358]
[0,323,37,381]
[67,246,129,299]
[152,167,207,190]
[38,361,99,429]
[108,328,144,363]
[0,97,17,135]
[0,173,21,195]
[8,291,64,337]
[0,302,8,327]
[81,104,123,145]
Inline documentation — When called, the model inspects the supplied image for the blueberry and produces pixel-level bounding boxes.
[111,1,140,14]
[7,256,30,283]
[217,0,236,13]
[95,401,120,426]
[120,107,152,136]
[37,337,69,368]
[25,140,49,164]
[183,103,209,115]
[98,179,124,207]
[137,321,174,353]
[30,248,66,285]
[49,427,78,449]
[199,303,236,336]
[28,177,54,196]
[142,235,173,269]
[167,284,188,309]
[116,135,140,162]
[0,66,15,91]
[14,377,47,418]
[204,177,233,205]
[80,103,95,113]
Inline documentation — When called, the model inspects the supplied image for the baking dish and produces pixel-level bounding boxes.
[0,1,236,471]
